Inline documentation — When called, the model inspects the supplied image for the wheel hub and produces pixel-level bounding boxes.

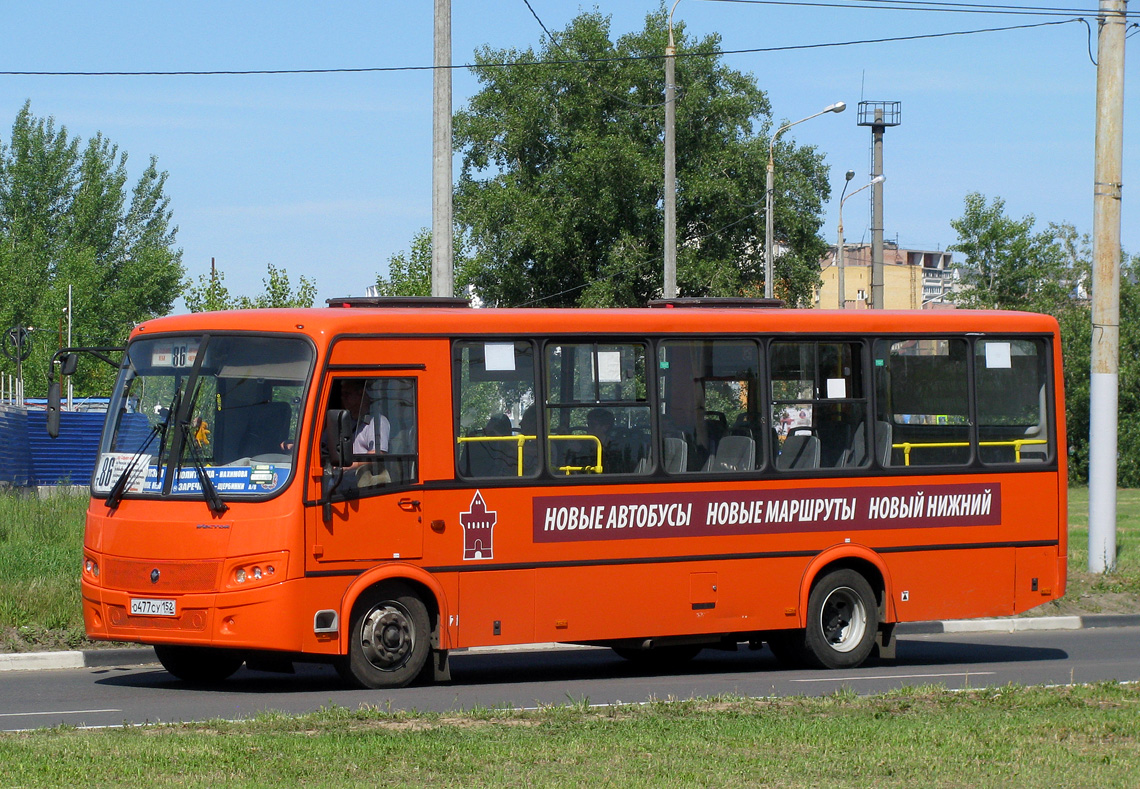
[359,603,415,671]
[820,586,867,653]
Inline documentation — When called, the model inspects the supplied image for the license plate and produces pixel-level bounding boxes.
[130,598,177,617]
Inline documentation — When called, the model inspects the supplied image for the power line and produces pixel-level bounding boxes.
[519,0,672,109]
[699,0,1133,16]
[0,18,1086,78]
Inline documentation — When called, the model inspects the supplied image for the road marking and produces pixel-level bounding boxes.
[790,671,996,683]
[0,708,122,718]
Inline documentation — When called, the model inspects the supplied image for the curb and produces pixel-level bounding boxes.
[2,614,1138,673]
[895,613,1140,635]
[0,647,157,673]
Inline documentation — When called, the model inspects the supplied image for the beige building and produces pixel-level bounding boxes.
[816,243,958,310]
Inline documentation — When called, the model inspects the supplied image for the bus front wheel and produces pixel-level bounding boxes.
[803,569,879,669]
[154,645,244,683]
[339,583,430,689]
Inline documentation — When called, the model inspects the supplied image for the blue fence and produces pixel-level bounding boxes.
[0,405,107,487]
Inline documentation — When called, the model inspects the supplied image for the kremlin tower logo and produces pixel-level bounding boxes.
[460,491,496,560]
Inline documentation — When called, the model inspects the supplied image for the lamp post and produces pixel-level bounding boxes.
[663,0,682,299]
[765,101,846,299]
[836,173,885,309]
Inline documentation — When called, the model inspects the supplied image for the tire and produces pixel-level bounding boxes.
[338,583,431,689]
[154,645,244,683]
[803,569,879,669]
[612,644,702,668]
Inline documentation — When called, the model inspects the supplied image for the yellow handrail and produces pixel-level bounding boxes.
[456,433,603,475]
[549,434,603,475]
[892,438,1048,466]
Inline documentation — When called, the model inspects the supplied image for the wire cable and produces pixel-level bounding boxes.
[699,0,1136,17]
[0,18,1086,77]
[520,0,674,110]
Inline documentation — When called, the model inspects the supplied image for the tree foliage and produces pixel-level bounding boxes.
[184,262,317,312]
[453,10,831,307]
[949,193,1140,485]
[374,227,472,298]
[0,102,184,396]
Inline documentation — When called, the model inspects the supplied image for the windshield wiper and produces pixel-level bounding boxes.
[181,419,229,515]
[105,389,180,510]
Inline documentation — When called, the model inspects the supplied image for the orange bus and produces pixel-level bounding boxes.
[72,299,1066,687]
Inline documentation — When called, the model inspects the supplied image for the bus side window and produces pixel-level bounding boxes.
[975,338,1051,465]
[327,377,419,493]
[770,341,867,472]
[545,343,651,476]
[874,338,970,467]
[453,340,538,479]
[658,339,762,474]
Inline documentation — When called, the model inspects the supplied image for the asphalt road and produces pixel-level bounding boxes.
[1,626,1137,731]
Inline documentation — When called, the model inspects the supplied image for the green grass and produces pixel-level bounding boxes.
[0,488,1136,651]
[1057,488,1140,611]
[1,684,1139,787]
[0,493,88,651]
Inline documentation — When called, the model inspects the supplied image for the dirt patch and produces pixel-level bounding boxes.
[0,626,133,654]
[1025,591,1140,617]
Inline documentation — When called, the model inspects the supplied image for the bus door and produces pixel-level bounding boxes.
[307,365,426,565]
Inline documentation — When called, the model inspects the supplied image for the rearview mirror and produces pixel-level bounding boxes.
[46,381,61,439]
[60,353,78,376]
[324,409,353,468]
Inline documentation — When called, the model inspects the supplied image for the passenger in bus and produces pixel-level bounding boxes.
[474,413,515,476]
[338,379,390,455]
[336,379,390,486]
[578,407,615,473]
[520,405,540,475]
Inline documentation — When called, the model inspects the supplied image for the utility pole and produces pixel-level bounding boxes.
[857,102,900,309]
[432,0,454,298]
[663,1,681,299]
[870,117,885,309]
[1088,0,1127,573]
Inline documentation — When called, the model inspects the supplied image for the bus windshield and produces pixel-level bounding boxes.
[92,334,314,501]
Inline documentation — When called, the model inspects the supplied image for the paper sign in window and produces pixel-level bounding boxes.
[826,378,847,399]
[597,351,623,383]
[985,342,1012,369]
[484,343,516,372]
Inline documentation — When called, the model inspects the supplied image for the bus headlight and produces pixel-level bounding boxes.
[83,555,101,584]
[224,552,287,590]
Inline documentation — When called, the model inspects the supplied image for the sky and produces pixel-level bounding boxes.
[1,1,1135,309]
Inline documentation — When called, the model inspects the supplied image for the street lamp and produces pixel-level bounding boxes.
[836,173,885,309]
[765,101,846,299]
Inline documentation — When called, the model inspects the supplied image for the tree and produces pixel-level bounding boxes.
[375,227,472,298]
[948,193,1140,486]
[184,262,317,312]
[0,101,183,396]
[453,10,831,308]
[949,193,1076,312]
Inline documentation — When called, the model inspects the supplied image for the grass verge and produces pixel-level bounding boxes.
[1,684,1139,787]
[0,487,1136,651]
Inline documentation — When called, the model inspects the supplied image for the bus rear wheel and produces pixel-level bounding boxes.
[803,569,879,669]
[339,583,430,689]
[154,645,244,683]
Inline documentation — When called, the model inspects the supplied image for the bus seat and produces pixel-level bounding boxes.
[703,434,755,472]
[874,421,893,467]
[777,433,820,470]
[817,420,853,468]
[843,422,868,467]
[663,436,688,473]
